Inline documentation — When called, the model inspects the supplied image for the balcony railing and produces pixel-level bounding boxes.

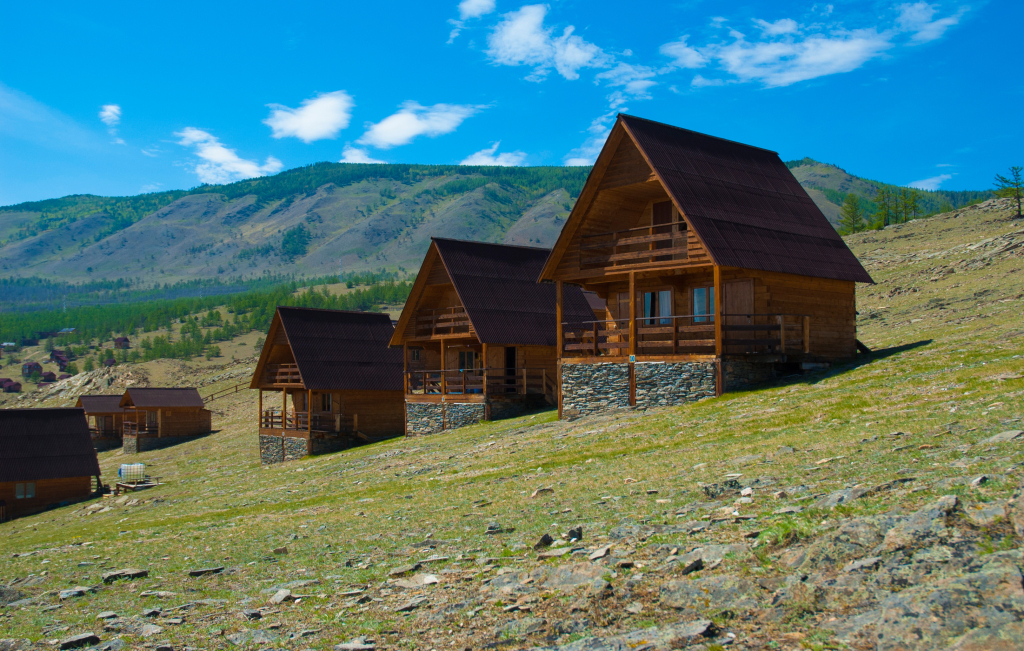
[413,307,473,338]
[124,421,156,436]
[580,221,689,270]
[405,367,556,402]
[562,314,810,357]
[89,427,121,438]
[263,363,301,385]
[260,409,352,433]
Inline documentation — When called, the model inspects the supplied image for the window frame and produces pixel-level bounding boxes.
[692,286,716,323]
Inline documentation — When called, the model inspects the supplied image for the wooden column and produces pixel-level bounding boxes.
[713,266,723,357]
[307,390,312,436]
[628,271,636,407]
[440,340,447,396]
[481,343,488,395]
[282,389,287,430]
[403,342,408,394]
[802,316,811,354]
[258,389,263,430]
[777,315,786,355]
[555,281,563,358]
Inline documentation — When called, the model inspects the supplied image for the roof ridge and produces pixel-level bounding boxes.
[619,113,779,155]
[278,306,392,316]
[431,236,552,253]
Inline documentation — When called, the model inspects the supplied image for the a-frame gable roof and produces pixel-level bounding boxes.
[541,114,872,284]
[392,239,594,347]
[253,307,403,392]
[0,408,101,482]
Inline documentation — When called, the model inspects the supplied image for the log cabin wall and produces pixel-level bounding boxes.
[0,476,92,518]
[340,390,406,436]
[154,408,212,438]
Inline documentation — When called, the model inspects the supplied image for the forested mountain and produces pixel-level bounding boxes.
[0,160,991,296]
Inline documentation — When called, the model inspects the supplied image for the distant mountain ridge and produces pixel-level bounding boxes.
[0,159,991,287]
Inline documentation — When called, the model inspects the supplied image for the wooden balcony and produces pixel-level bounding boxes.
[89,427,121,439]
[413,307,474,339]
[562,314,811,359]
[124,421,155,436]
[263,363,302,386]
[260,409,352,433]
[405,367,556,403]
[579,220,689,270]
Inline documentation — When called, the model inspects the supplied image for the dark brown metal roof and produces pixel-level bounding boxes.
[276,307,403,391]
[434,238,595,346]
[119,388,206,409]
[0,408,101,482]
[76,395,125,414]
[619,114,872,284]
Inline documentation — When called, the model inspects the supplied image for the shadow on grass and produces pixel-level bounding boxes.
[777,339,934,387]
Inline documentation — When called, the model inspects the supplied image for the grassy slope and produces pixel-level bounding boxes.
[1,200,1022,648]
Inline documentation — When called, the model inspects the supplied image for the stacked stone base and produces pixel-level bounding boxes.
[260,435,308,464]
[723,360,777,391]
[406,395,547,436]
[93,437,122,452]
[123,434,207,454]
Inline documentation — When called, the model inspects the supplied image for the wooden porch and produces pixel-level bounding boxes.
[404,366,557,404]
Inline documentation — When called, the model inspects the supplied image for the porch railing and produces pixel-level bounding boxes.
[89,427,121,438]
[263,363,301,385]
[561,314,810,357]
[579,221,689,269]
[405,367,556,402]
[414,307,473,338]
[260,409,352,433]
[123,421,155,436]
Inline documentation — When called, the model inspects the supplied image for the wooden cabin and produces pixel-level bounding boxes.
[1,379,22,393]
[0,408,101,520]
[250,307,405,464]
[119,388,212,454]
[539,114,873,419]
[114,337,131,350]
[21,362,41,377]
[76,395,125,451]
[390,238,594,435]
[39,371,56,383]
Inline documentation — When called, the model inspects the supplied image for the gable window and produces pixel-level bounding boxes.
[643,290,673,325]
[693,286,715,323]
[410,348,421,362]
[321,393,332,412]
[458,351,476,371]
[15,483,35,499]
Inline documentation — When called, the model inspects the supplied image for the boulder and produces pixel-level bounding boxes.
[881,495,958,552]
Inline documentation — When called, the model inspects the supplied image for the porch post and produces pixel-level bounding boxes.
[481,343,488,395]
[555,280,563,419]
[713,265,723,357]
[258,389,263,430]
[440,339,447,396]
[629,271,636,407]
[307,389,312,436]
[403,342,408,394]
[282,389,287,429]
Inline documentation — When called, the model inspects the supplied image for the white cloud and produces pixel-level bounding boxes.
[460,141,527,166]
[140,147,160,157]
[705,27,894,87]
[909,173,953,190]
[99,104,121,126]
[264,91,353,143]
[896,2,967,43]
[0,83,102,151]
[754,18,799,36]
[140,182,162,193]
[691,74,725,88]
[357,101,481,149]
[340,146,386,164]
[660,36,707,69]
[175,127,283,185]
[563,113,613,166]
[485,5,609,81]
[459,0,495,20]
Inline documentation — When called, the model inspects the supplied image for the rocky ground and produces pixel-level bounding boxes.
[1,198,1023,651]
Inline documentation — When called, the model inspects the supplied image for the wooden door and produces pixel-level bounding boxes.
[724,279,754,353]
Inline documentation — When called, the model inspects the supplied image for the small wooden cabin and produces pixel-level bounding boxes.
[76,395,125,451]
[390,238,594,435]
[250,307,405,464]
[119,388,212,454]
[539,114,873,419]
[114,337,130,350]
[1,379,21,393]
[0,408,101,520]
[21,362,42,377]
[39,371,56,383]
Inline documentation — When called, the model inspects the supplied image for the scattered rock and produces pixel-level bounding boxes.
[970,475,989,487]
[567,526,583,541]
[842,556,882,573]
[142,608,162,618]
[226,630,279,646]
[529,619,717,651]
[138,591,176,599]
[101,569,148,584]
[534,533,554,550]
[530,487,554,498]
[965,500,1008,526]
[187,566,224,577]
[59,634,99,650]
[95,612,118,620]
[485,522,511,535]
[272,547,288,555]
[394,597,428,612]
[588,545,611,561]
[59,586,95,600]
[241,609,262,621]
[388,563,422,577]
[493,617,547,640]
[661,575,761,612]
[881,495,958,552]
[982,430,1023,444]
[394,574,439,589]
[269,589,293,605]
[140,624,163,637]
[335,637,376,651]
[538,547,573,560]
[811,486,871,510]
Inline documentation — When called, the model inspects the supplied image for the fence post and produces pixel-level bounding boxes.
[463,370,466,395]
[521,367,527,395]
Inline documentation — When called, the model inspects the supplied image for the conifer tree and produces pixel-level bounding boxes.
[839,194,865,234]
[994,166,1023,218]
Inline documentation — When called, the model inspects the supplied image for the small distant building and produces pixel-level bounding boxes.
[1,342,16,352]
[119,388,212,454]
[21,362,42,377]
[251,307,405,464]
[1,379,22,393]
[0,408,101,520]
[58,328,76,335]
[58,374,71,381]
[114,337,131,350]
[39,371,57,383]
[103,359,116,368]
[54,357,70,372]
[76,395,125,452]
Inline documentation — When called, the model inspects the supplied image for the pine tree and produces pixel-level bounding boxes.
[839,194,865,234]
[994,166,1023,218]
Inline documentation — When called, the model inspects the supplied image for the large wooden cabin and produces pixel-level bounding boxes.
[390,238,594,435]
[119,388,212,453]
[539,114,873,419]
[75,395,125,451]
[0,408,101,521]
[250,307,405,464]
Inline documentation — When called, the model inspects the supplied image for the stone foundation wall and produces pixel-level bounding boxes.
[309,437,348,455]
[635,362,717,409]
[283,437,308,461]
[122,435,206,454]
[259,435,314,464]
[260,434,284,464]
[723,360,776,391]
[406,402,446,436]
[444,402,486,430]
[560,363,631,419]
[122,435,138,455]
[488,394,547,421]
[92,438,122,453]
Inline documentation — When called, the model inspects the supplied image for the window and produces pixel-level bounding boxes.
[321,393,332,412]
[15,483,34,499]
[410,348,421,362]
[458,351,476,370]
[643,290,673,325]
[693,286,715,323]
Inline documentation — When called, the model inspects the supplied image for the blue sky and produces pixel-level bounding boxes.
[0,0,1017,206]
